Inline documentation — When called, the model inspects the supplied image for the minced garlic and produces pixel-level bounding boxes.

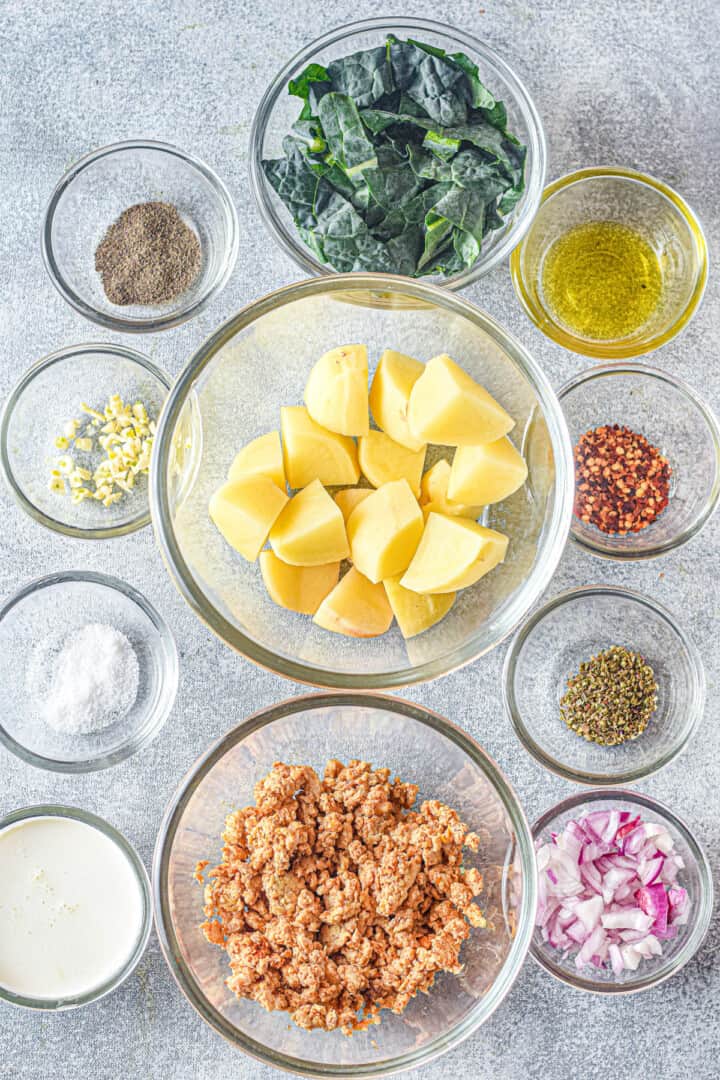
[50,394,156,508]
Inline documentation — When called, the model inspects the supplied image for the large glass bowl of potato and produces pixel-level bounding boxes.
[151,275,573,689]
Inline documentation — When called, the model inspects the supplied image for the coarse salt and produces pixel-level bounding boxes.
[37,623,139,736]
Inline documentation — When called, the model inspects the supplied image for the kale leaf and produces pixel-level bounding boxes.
[317,93,378,175]
[261,35,527,278]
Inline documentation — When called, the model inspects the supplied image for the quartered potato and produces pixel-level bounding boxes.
[420,459,483,519]
[304,344,369,437]
[314,567,394,638]
[346,479,424,584]
[259,551,340,615]
[334,487,372,523]
[227,431,286,489]
[408,354,514,446]
[281,406,360,489]
[269,479,350,566]
[401,512,508,594]
[209,476,288,562]
[383,575,455,639]
[358,429,426,496]
[369,349,425,450]
[448,437,528,506]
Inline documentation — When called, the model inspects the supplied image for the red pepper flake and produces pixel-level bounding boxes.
[573,424,671,535]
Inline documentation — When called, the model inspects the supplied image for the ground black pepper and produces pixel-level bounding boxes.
[94,201,201,306]
[560,645,658,746]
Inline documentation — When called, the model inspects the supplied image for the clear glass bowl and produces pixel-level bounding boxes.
[0,804,152,1010]
[149,274,573,690]
[152,693,536,1076]
[503,586,705,786]
[531,789,713,993]
[42,140,239,332]
[0,570,178,772]
[510,168,708,358]
[249,17,546,291]
[560,363,720,560]
[1,343,170,539]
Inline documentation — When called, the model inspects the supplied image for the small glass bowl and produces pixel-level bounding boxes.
[153,693,537,1075]
[250,17,546,292]
[510,168,708,358]
[560,363,720,560]
[503,585,705,786]
[0,571,178,772]
[531,789,713,993]
[0,804,152,1010]
[1,343,170,539]
[42,140,239,332]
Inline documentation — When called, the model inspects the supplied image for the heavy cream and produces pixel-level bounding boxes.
[0,815,145,1000]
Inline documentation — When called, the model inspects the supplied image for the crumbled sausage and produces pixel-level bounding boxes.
[197,760,485,1034]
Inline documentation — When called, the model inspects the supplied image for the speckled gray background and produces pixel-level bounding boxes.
[1,0,718,1077]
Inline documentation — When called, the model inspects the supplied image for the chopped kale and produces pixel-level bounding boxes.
[261,35,526,278]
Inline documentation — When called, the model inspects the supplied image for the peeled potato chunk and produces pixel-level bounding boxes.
[383,575,455,639]
[334,487,372,523]
[259,551,340,615]
[280,406,360,489]
[314,567,393,638]
[347,479,424,584]
[209,477,288,562]
[420,459,482,519]
[358,429,426,496]
[448,437,528,506]
[407,354,514,446]
[400,512,508,594]
[269,479,349,566]
[369,349,425,451]
[304,344,369,437]
[227,431,286,489]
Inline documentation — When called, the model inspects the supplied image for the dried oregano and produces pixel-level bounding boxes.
[560,645,658,746]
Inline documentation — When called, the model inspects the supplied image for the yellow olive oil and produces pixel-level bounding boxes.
[541,221,663,340]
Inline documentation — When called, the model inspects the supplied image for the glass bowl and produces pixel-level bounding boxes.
[0,804,152,1010]
[510,168,708,358]
[560,363,720,560]
[249,17,546,291]
[149,273,573,690]
[503,585,705,786]
[152,693,536,1076]
[531,789,713,993]
[1,343,170,539]
[41,140,239,332]
[0,570,178,772]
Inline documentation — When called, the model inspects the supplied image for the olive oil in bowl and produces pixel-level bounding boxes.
[541,221,663,341]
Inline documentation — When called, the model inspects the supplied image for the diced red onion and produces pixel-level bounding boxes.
[535,808,690,978]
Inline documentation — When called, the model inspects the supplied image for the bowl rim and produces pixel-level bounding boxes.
[502,583,706,786]
[0,342,171,539]
[509,166,709,359]
[248,16,547,289]
[0,803,152,1010]
[0,569,179,773]
[149,272,574,690]
[41,138,240,333]
[151,690,538,1077]
[530,787,714,994]
[558,361,720,560]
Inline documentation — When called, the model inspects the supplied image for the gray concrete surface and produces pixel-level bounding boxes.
[1,0,718,1077]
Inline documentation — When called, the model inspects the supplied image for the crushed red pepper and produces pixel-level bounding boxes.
[573,424,671,535]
